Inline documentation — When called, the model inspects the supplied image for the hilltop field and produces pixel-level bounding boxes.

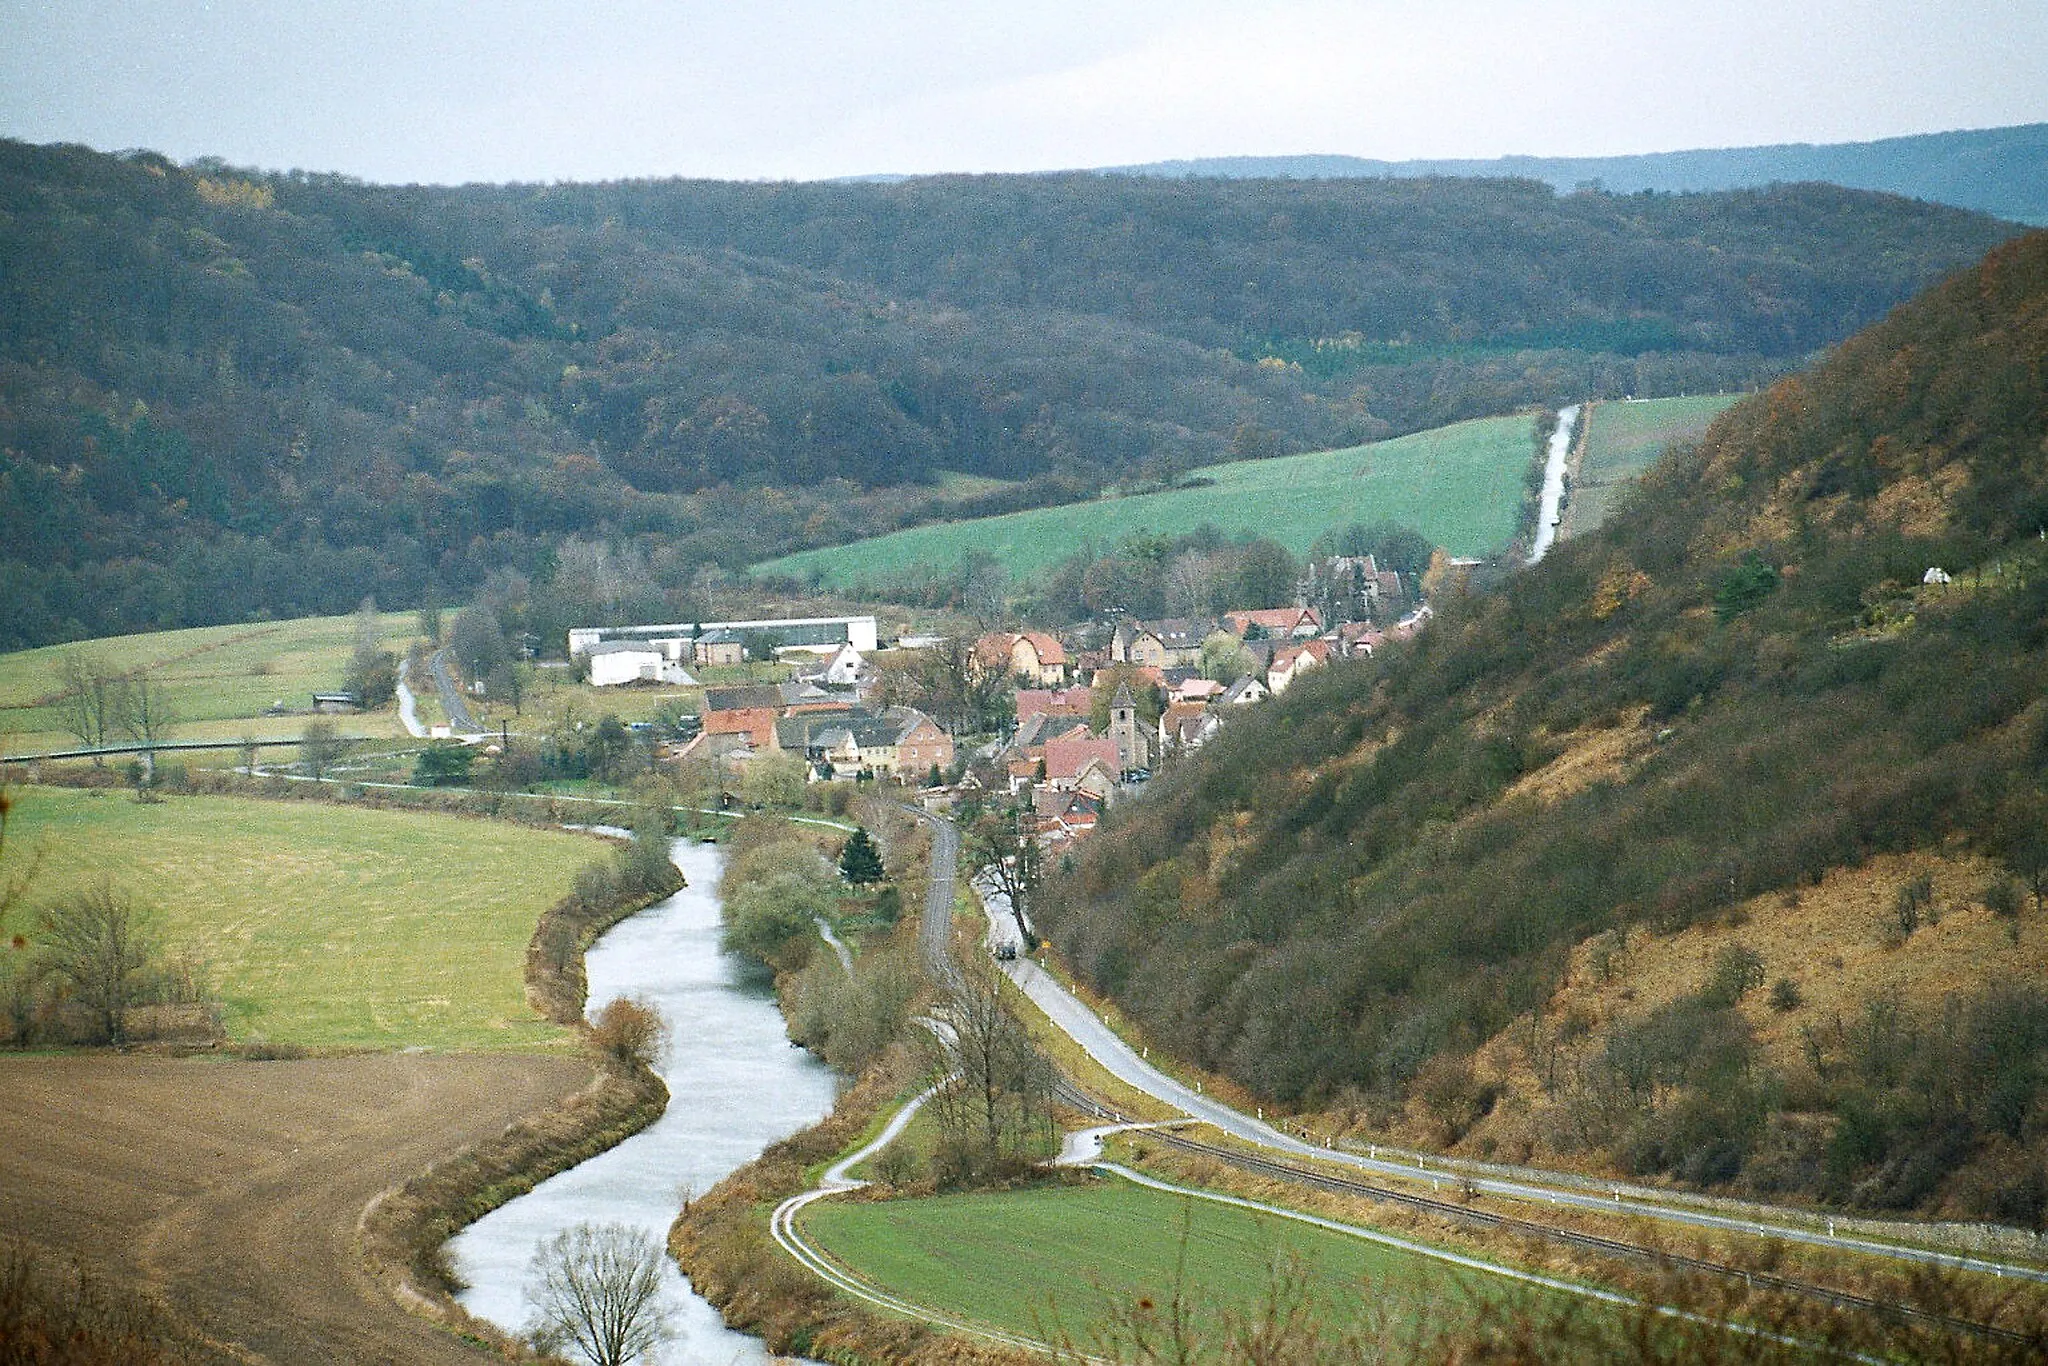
[1563,394,1741,536]
[758,412,1544,589]
[0,610,418,756]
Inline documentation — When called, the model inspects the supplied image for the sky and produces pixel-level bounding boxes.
[3,1,2046,185]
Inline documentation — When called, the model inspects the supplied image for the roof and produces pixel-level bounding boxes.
[1221,675,1268,705]
[1015,630,1069,665]
[586,640,662,656]
[1272,640,1332,671]
[1109,681,1136,710]
[1015,687,1091,720]
[704,684,785,712]
[695,627,744,644]
[1225,607,1320,633]
[1044,734,1120,783]
[1140,618,1212,649]
[778,706,933,753]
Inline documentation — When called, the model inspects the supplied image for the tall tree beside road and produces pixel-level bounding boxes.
[926,949,1055,1183]
[345,597,397,707]
[298,717,347,782]
[35,882,158,1046]
[55,653,124,762]
[119,670,178,766]
[523,1222,671,1366]
[969,807,1040,950]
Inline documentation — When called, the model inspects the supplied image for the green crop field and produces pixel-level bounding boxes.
[0,611,420,757]
[1564,395,1741,536]
[756,414,1544,590]
[800,1174,1483,1344]
[1,786,604,1050]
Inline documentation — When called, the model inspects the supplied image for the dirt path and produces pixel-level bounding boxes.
[0,1050,588,1365]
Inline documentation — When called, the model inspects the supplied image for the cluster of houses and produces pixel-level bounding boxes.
[968,586,1430,850]
[567,559,1431,843]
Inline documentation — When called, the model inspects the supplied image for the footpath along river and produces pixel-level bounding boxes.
[448,839,840,1363]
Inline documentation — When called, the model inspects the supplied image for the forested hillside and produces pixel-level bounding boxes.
[1043,229,2048,1218]
[0,137,2019,647]
[1117,122,2048,226]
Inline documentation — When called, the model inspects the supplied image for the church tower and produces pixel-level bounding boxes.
[1109,680,1148,774]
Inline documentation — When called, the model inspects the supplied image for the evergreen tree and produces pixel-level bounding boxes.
[839,826,885,885]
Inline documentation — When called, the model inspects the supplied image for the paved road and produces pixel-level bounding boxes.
[973,881,2048,1285]
[393,657,428,738]
[909,806,960,983]
[428,649,479,733]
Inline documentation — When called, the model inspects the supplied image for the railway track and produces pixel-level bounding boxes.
[1052,1081,2035,1349]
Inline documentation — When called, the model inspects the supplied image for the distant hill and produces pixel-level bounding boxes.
[1043,228,2048,1217]
[0,138,2019,648]
[1112,123,2048,225]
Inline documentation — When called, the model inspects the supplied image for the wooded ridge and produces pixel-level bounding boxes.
[0,137,2018,648]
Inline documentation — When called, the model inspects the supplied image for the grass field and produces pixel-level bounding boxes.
[0,611,420,757]
[755,414,1543,589]
[800,1175,1468,1345]
[1,786,604,1049]
[1564,395,1740,535]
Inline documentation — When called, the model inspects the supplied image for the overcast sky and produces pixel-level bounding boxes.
[4,1,2045,184]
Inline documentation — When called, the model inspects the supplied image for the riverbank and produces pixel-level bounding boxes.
[361,839,685,1354]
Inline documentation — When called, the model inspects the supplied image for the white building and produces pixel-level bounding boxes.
[570,614,879,659]
[586,640,697,687]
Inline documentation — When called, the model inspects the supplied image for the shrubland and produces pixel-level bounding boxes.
[1040,229,2048,1220]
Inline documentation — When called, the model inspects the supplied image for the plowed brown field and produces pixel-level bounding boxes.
[0,1051,589,1364]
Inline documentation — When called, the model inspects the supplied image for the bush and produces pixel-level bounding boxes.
[1768,977,1803,1012]
[590,995,670,1071]
[1698,942,1766,1009]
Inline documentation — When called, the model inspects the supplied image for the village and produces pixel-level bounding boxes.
[567,550,1432,853]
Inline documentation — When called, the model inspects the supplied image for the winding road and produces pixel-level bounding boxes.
[762,813,2045,1357]
[428,648,480,733]
[973,880,2048,1286]
[393,657,428,738]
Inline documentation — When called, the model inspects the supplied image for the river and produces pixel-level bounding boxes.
[1526,403,1581,565]
[447,839,840,1363]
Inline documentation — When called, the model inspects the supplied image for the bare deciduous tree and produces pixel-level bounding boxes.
[524,1222,671,1366]
[55,653,125,763]
[926,948,1055,1180]
[120,671,178,790]
[35,881,158,1045]
[299,717,348,782]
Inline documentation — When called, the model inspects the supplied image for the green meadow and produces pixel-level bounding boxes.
[2,786,603,1050]
[756,413,1544,589]
[1566,394,1740,534]
[800,1174,1477,1344]
[0,611,420,757]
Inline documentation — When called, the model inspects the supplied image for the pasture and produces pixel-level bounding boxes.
[0,610,419,757]
[1564,394,1740,535]
[799,1173,1474,1345]
[1,786,604,1049]
[755,413,1543,589]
